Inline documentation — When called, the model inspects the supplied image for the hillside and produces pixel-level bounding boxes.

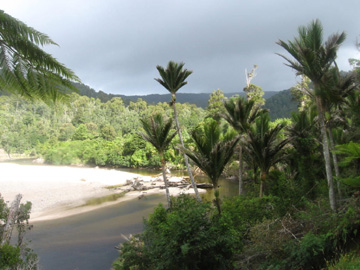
[264,89,298,120]
[73,82,298,119]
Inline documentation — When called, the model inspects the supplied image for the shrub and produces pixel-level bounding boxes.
[221,195,282,236]
[113,195,238,270]
[0,244,22,268]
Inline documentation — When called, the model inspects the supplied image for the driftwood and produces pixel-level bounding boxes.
[1,194,22,245]
[196,183,213,189]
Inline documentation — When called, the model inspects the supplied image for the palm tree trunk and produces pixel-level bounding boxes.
[238,144,244,195]
[161,155,171,208]
[327,128,342,200]
[316,97,336,211]
[259,171,266,198]
[172,95,201,201]
[214,188,221,215]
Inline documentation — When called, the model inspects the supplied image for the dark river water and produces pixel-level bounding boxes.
[8,161,238,270]
[29,194,166,270]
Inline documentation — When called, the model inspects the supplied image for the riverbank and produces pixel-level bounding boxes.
[0,163,206,221]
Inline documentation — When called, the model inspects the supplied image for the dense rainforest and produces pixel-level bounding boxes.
[1,9,360,270]
[0,87,296,168]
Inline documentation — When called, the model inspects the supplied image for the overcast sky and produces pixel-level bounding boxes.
[2,1,360,96]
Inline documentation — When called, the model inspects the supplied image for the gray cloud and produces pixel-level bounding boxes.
[3,0,360,95]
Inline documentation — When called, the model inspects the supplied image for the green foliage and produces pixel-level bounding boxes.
[58,123,76,141]
[114,195,237,270]
[243,84,265,108]
[72,124,91,140]
[0,195,38,269]
[335,142,360,189]
[0,244,22,268]
[221,195,282,236]
[0,10,79,101]
[206,89,227,120]
[223,95,262,133]
[285,232,330,270]
[155,61,192,98]
[328,249,360,270]
[101,124,116,141]
[244,111,289,197]
[335,141,360,167]
[182,119,239,213]
[139,114,177,155]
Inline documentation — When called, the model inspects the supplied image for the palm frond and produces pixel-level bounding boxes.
[155,61,192,95]
[244,112,288,173]
[182,119,239,186]
[139,114,177,154]
[0,10,79,101]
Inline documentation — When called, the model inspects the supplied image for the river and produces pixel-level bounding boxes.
[29,194,166,270]
[10,162,238,270]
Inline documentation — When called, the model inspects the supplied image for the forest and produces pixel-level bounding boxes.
[1,9,360,270]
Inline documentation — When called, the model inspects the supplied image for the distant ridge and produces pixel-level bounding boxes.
[73,83,278,107]
[73,82,298,119]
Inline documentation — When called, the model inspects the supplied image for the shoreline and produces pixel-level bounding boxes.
[0,163,205,222]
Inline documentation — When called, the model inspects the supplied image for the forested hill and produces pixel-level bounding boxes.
[74,82,278,106]
[264,90,299,120]
[73,82,298,119]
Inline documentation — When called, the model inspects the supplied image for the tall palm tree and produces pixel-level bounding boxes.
[155,61,201,200]
[244,112,288,197]
[277,19,346,211]
[0,10,79,101]
[139,113,177,207]
[222,96,262,194]
[181,119,240,214]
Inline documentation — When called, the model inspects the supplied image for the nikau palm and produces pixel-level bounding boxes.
[182,120,240,214]
[0,10,79,101]
[155,61,201,200]
[139,114,177,207]
[222,96,262,194]
[277,19,346,211]
[244,112,288,197]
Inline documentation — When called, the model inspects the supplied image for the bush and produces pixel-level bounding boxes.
[113,195,238,270]
[0,244,22,268]
[221,195,282,236]
[0,195,38,270]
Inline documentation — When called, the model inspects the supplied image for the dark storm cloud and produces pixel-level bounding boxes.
[3,0,360,95]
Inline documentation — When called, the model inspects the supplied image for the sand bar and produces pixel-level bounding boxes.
[0,163,204,221]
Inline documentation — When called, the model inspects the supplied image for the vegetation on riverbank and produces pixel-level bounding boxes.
[1,8,360,270]
[112,20,360,269]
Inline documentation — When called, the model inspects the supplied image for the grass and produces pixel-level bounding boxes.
[327,250,360,270]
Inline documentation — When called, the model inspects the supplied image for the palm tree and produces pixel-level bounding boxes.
[286,107,320,198]
[222,96,262,194]
[0,10,79,101]
[181,119,240,214]
[277,19,346,211]
[139,113,177,207]
[155,61,201,200]
[326,69,357,199]
[244,112,288,197]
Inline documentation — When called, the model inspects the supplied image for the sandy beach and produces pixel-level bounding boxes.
[0,163,204,221]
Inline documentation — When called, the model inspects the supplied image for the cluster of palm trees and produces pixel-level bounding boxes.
[277,19,358,211]
[140,61,289,213]
[140,19,359,213]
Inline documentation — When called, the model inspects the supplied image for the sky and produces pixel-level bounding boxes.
[2,0,360,96]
